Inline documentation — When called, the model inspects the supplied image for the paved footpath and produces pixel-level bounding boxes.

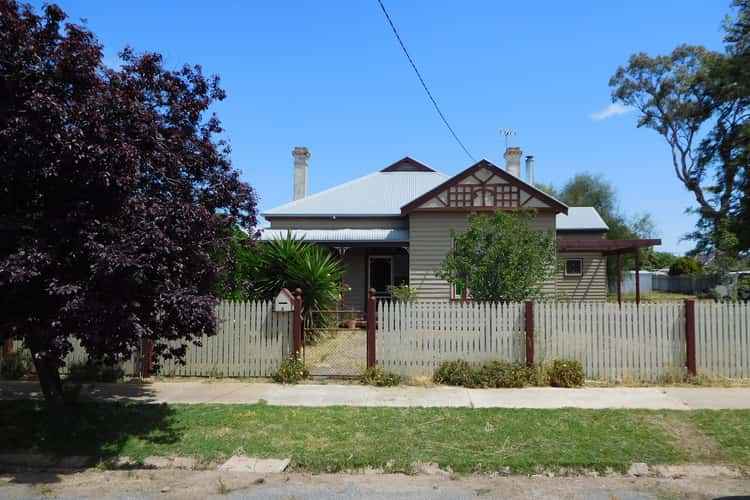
[2,380,750,409]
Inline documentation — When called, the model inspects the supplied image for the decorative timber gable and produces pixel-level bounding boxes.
[401,160,568,215]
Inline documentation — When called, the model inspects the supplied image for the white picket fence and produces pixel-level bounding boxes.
[159,301,292,377]
[534,302,686,382]
[376,301,525,377]
[696,301,750,379]
[9,301,293,378]
[377,300,750,382]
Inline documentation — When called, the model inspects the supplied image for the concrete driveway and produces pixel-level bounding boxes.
[2,380,750,409]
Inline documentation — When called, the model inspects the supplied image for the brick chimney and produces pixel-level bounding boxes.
[292,147,310,201]
[503,146,522,177]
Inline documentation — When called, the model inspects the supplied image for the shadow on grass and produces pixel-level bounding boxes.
[0,382,180,485]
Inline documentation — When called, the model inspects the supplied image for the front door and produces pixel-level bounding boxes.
[368,256,393,298]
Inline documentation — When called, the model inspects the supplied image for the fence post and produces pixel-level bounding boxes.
[525,301,534,367]
[144,339,154,377]
[367,288,377,368]
[685,299,697,377]
[293,288,303,357]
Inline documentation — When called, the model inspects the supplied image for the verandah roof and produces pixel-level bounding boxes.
[259,228,409,244]
[558,239,662,254]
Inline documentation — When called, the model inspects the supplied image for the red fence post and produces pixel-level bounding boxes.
[293,288,303,357]
[685,299,697,377]
[525,301,534,367]
[144,339,154,377]
[367,288,377,368]
[3,339,12,358]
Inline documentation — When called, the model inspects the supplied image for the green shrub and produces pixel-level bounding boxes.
[478,360,535,388]
[0,350,32,380]
[272,354,309,384]
[387,283,417,303]
[433,360,482,387]
[67,361,124,383]
[668,257,703,276]
[547,358,585,387]
[360,366,402,386]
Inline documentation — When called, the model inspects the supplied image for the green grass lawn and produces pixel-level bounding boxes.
[607,291,700,302]
[1,401,748,473]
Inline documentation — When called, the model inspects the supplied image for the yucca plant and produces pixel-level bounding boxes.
[256,233,344,333]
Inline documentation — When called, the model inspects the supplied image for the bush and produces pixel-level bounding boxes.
[547,358,585,387]
[668,257,703,276]
[255,234,344,324]
[433,360,482,387]
[272,354,309,384]
[0,350,32,380]
[387,283,417,303]
[360,366,401,386]
[478,360,535,388]
[67,361,124,382]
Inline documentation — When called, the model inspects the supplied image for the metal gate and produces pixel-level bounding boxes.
[302,308,366,377]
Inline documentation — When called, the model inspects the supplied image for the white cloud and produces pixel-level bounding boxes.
[590,103,634,121]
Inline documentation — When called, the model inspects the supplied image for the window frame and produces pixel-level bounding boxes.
[564,258,584,277]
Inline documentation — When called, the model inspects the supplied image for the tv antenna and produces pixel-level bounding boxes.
[500,129,517,149]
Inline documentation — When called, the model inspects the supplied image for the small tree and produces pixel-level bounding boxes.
[438,211,556,302]
[669,257,704,276]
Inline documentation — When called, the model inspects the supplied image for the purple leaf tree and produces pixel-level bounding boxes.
[0,1,257,403]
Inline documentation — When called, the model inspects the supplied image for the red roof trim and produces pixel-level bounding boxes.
[558,239,662,253]
[380,157,435,172]
[400,159,568,214]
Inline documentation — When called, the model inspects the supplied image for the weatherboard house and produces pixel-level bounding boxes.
[261,147,660,310]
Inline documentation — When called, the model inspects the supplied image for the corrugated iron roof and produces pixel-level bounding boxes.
[259,228,410,243]
[262,171,450,217]
[556,207,609,231]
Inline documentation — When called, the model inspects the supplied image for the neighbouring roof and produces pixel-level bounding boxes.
[555,207,609,231]
[259,228,409,243]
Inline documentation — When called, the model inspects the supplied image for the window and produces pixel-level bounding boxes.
[450,281,472,300]
[564,258,583,277]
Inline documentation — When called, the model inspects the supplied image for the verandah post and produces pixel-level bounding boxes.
[525,301,534,367]
[293,288,303,357]
[367,288,377,368]
[685,299,697,377]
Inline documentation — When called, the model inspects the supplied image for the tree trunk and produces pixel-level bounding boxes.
[28,347,65,405]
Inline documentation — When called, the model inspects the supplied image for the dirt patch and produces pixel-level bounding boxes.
[641,413,724,461]
[1,469,749,499]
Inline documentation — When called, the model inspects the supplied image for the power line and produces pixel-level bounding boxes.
[376,0,475,162]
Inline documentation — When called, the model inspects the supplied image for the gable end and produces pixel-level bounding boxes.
[380,157,435,172]
[401,160,568,214]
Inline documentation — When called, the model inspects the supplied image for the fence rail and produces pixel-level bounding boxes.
[7,300,293,378]
[377,300,750,382]
[377,301,525,377]
[534,302,686,382]
[159,301,292,377]
[6,299,749,382]
[696,301,750,379]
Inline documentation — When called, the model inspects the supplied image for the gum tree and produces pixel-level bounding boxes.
[0,2,257,403]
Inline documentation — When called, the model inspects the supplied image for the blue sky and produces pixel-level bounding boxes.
[41,1,732,253]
